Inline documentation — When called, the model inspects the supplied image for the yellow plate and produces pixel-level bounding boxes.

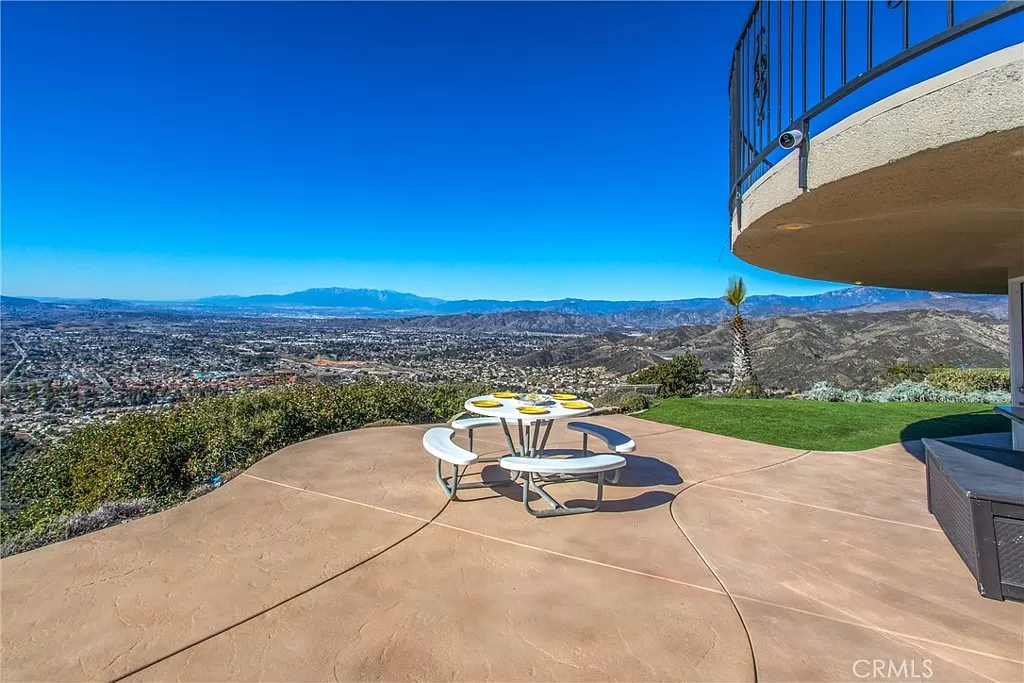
[561,401,590,410]
[492,391,519,399]
[472,400,502,408]
[551,393,577,400]
[516,406,549,415]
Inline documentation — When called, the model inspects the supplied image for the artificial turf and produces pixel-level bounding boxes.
[640,398,1010,451]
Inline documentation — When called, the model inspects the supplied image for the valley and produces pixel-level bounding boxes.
[0,296,1008,441]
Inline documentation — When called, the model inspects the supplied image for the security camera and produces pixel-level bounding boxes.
[778,129,804,150]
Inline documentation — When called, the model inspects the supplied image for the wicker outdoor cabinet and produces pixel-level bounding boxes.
[923,439,1024,602]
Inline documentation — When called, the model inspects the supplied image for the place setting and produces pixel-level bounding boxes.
[468,390,594,417]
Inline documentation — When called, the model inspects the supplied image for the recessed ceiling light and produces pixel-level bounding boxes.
[854,281,864,285]
[776,222,809,231]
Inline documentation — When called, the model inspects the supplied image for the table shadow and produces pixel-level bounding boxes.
[469,455,683,512]
[565,490,676,513]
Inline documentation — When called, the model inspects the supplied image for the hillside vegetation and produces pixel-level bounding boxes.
[1,381,486,552]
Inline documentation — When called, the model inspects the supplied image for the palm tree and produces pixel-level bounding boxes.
[725,276,762,396]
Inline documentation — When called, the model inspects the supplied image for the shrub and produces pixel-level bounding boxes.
[804,381,1010,404]
[0,380,487,544]
[592,388,630,408]
[926,367,1010,393]
[65,499,157,536]
[868,381,952,403]
[1,499,156,557]
[619,392,653,413]
[884,363,927,384]
[361,419,406,429]
[422,382,491,422]
[805,382,864,402]
[805,382,844,402]
[962,390,1014,404]
[870,380,1009,404]
[628,353,708,398]
[728,378,766,399]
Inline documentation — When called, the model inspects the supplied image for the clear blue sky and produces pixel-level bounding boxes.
[2,1,1019,301]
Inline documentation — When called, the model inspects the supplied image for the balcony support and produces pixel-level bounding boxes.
[797,119,809,190]
[1010,276,1023,449]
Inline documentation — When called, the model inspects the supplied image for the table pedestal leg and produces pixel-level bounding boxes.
[498,418,527,480]
[499,418,526,457]
[498,418,554,458]
[537,420,553,457]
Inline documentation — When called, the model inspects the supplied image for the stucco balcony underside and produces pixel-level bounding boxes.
[731,44,1024,294]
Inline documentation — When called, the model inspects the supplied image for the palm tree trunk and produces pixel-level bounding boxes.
[730,312,759,390]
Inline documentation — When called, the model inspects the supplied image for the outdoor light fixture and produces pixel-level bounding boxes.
[776,222,809,231]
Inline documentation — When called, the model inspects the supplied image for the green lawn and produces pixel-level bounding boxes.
[640,398,1010,451]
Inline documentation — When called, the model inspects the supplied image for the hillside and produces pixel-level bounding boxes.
[516,310,1009,390]
[855,296,1009,317]
[0,296,140,320]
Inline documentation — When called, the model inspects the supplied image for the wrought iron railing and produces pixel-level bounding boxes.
[728,0,1024,213]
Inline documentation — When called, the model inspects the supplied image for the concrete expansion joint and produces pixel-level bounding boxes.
[669,449,1024,678]
[109,442,1020,683]
[668,449,814,683]
[699,482,944,532]
[109,478,455,683]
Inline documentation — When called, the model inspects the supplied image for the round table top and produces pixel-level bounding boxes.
[463,393,594,423]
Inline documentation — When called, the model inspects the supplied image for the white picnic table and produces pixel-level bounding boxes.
[463,393,594,458]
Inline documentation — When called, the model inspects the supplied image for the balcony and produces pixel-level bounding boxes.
[728,0,1024,294]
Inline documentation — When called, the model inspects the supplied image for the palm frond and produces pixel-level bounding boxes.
[724,276,747,308]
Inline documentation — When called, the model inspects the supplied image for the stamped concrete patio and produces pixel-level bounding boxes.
[2,416,1021,682]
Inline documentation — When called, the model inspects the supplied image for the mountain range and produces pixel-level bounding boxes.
[193,285,1005,318]
[3,286,1008,330]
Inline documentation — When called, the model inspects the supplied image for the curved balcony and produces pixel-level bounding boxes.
[728,0,1024,294]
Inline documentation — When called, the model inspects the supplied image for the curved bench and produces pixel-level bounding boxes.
[451,416,503,458]
[567,422,636,453]
[567,421,636,484]
[500,454,626,517]
[423,427,515,500]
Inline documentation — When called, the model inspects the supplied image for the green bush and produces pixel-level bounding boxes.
[592,388,629,408]
[422,382,490,422]
[0,380,487,543]
[884,363,927,384]
[619,392,653,413]
[629,353,708,398]
[926,367,1010,393]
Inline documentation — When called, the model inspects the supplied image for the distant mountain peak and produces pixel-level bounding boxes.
[195,287,444,311]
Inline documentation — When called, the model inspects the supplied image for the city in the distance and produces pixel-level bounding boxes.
[1,283,1008,441]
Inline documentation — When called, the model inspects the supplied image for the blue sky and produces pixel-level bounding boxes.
[2,1,1019,301]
